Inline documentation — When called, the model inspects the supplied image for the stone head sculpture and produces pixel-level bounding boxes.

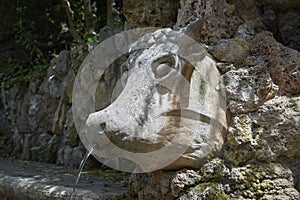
[73,28,227,172]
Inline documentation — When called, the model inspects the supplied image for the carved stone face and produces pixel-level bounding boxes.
[89,47,191,148]
[79,28,227,172]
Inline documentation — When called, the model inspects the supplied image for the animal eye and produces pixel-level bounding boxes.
[152,55,176,78]
[153,62,172,78]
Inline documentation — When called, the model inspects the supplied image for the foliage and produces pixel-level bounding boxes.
[30,144,51,159]
[30,146,42,151]
[106,4,124,29]
[0,64,48,89]
[62,0,124,46]
[0,0,70,65]
[13,19,46,65]
[0,0,125,89]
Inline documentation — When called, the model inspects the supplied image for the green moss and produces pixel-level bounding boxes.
[288,97,297,105]
[191,182,229,200]
[192,182,218,193]
[218,193,229,200]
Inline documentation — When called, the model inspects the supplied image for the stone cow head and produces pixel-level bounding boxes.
[83,29,227,172]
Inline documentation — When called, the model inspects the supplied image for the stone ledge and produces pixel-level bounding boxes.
[0,158,128,200]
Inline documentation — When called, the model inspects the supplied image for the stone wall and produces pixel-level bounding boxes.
[0,50,94,167]
[124,0,300,199]
[0,0,299,199]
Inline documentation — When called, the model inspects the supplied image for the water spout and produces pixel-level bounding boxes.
[70,143,96,200]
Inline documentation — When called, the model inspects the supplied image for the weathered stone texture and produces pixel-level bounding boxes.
[123,0,180,28]
[223,65,279,114]
[231,0,262,21]
[228,163,300,200]
[129,159,300,199]
[176,0,242,44]
[251,31,300,94]
[275,9,300,51]
[232,0,300,51]
[126,0,300,199]
[225,95,300,193]
[208,37,250,64]
[0,50,85,166]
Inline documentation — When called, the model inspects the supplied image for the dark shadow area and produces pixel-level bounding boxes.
[260,4,300,51]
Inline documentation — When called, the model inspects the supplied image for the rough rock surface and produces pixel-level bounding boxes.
[228,163,300,200]
[251,31,300,94]
[232,0,300,51]
[225,96,300,166]
[129,158,300,199]
[126,0,300,199]
[123,0,180,28]
[129,169,203,199]
[0,90,11,157]
[0,50,89,167]
[260,1,300,51]
[223,65,279,114]
[231,0,262,21]
[273,8,300,51]
[176,0,242,44]
[208,37,250,64]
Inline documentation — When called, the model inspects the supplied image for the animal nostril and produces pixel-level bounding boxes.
[100,122,106,129]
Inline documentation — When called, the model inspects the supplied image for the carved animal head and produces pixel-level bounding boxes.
[84,29,227,171]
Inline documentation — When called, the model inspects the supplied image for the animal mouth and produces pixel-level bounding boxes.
[99,109,225,153]
[162,109,211,123]
[162,109,226,130]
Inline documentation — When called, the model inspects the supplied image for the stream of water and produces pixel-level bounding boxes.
[70,143,96,200]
